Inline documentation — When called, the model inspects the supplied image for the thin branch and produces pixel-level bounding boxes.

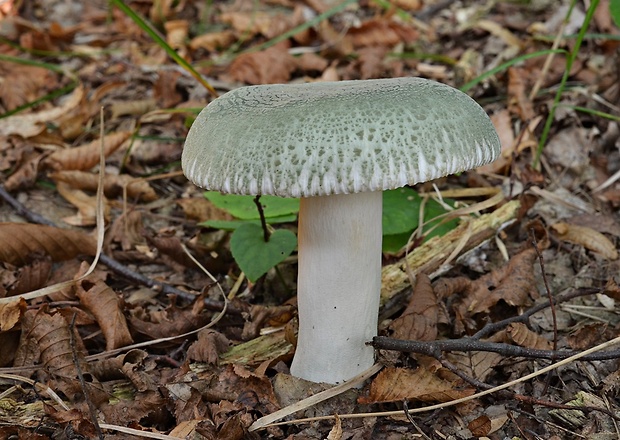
[372,335,620,361]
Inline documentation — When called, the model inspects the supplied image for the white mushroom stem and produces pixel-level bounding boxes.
[291,191,382,384]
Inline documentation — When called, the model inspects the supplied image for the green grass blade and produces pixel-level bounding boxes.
[110,0,219,98]
[459,49,567,93]
[562,105,620,122]
[0,82,78,119]
[533,0,600,167]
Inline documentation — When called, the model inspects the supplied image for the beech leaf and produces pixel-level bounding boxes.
[0,223,97,266]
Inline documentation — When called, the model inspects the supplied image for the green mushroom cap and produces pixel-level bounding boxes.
[182,77,500,198]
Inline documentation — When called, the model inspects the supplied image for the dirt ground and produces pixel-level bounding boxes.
[0,0,620,438]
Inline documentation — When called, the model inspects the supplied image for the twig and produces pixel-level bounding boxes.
[472,287,598,340]
[0,185,234,313]
[253,195,270,242]
[372,335,620,361]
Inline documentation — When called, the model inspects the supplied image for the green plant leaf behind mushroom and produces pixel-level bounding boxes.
[382,187,459,253]
[230,223,297,282]
[204,191,300,219]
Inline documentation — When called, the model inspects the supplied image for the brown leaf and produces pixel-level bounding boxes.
[506,322,552,350]
[76,279,133,350]
[4,148,44,191]
[25,309,106,403]
[187,329,231,364]
[44,131,131,171]
[0,223,97,266]
[50,170,157,202]
[458,248,538,319]
[56,181,110,226]
[348,18,418,48]
[444,350,502,383]
[129,296,211,340]
[389,273,438,341]
[0,84,85,137]
[220,11,299,39]
[507,66,535,121]
[189,31,236,52]
[359,367,475,404]
[0,297,25,331]
[0,62,58,112]
[468,415,492,437]
[154,69,183,108]
[176,197,235,223]
[227,43,296,84]
[551,222,618,260]
[109,99,158,120]
[0,257,52,298]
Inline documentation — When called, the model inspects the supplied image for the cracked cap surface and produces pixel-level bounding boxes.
[182,77,501,198]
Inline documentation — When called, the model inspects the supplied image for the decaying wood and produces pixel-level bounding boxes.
[381,199,520,305]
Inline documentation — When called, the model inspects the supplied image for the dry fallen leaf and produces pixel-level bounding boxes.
[76,279,133,351]
[44,131,131,171]
[0,297,25,331]
[389,273,439,341]
[359,367,475,404]
[186,329,231,364]
[0,84,85,138]
[227,42,296,84]
[551,222,618,260]
[0,223,97,266]
[50,170,157,202]
[506,322,553,350]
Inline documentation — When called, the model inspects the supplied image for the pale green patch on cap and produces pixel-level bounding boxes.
[182,77,500,198]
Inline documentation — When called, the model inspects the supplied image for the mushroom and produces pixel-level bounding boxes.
[182,77,500,384]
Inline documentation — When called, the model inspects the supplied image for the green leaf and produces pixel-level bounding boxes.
[611,0,620,28]
[201,215,298,230]
[204,191,299,220]
[381,187,459,253]
[382,188,423,235]
[382,232,415,253]
[230,223,297,282]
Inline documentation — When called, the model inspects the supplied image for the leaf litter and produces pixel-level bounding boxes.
[1,0,620,439]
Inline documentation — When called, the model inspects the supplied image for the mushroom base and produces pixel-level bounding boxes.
[291,191,382,384]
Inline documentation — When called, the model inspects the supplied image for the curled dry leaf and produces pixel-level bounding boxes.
[76,279,133,351]
[50,170,157,202]
[44,131,131,171]
[0,223,97,266]
[506,322,553,350]
[359,367,475,404]
[389,273,439,341]
[0,297,25,331]
[551,222,618,260]
[56,181,110,226]
[186,329,231,364]
[0,257,52,298]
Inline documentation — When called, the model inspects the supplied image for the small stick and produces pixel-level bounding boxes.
[253,195,270,242]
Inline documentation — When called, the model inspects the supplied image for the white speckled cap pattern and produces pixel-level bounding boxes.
[182,77,500,198]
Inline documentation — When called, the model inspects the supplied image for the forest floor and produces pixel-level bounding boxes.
[1,0,620,439]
